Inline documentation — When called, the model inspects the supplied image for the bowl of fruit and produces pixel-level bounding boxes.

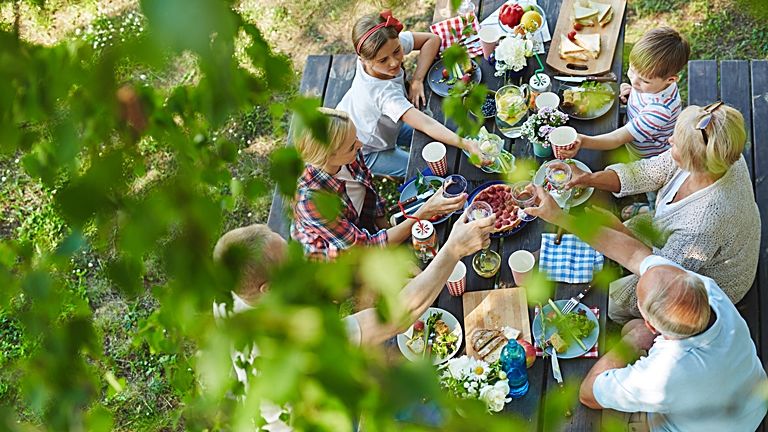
[498,2,546,36]
[467,89,497,119]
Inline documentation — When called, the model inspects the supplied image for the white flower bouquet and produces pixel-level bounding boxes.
[520,106,569,147]
[494,35,534,76]
[438,355,511,412]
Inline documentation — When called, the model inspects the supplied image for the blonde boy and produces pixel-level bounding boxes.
[565,27,691,160]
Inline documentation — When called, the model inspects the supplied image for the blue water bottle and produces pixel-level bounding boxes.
[500,340,529,398]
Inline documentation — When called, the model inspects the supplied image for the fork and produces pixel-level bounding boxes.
[561,285,592,315]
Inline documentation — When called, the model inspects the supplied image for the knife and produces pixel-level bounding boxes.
[387,189,436,214]
[554,72,617,83]
[551,347,563,384]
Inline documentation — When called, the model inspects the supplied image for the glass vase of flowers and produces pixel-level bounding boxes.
[438,355,511,413]
[520,106,569,158]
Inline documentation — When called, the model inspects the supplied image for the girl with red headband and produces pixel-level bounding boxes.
[336,10,482,178]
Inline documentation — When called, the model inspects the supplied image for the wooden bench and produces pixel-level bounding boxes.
[266,54,357,239]
[688,59,768,431]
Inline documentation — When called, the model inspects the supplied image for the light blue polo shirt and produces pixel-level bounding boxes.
[593,255,767,431]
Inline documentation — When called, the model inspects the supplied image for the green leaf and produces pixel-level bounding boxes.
[270,147,304,196]
[85,405,114,432]
[310,191,342,221]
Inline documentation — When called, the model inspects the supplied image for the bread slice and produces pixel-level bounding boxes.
[574,33,601,58]
[560,52,590,62]
[599,8,613,26]
[483,340,508,363]
[574,4,598,20]
[590,1,612,23]
[560,35,585,54]
[477,335,507,359]
[471,329,498,352]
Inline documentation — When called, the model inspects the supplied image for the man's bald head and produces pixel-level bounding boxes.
[213,224,288,303]
[637,265,710,339]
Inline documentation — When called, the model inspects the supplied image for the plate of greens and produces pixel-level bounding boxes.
[558,81,619,121]
[532,299,599,359]
[399,174,449,225]
[397,307,462,365]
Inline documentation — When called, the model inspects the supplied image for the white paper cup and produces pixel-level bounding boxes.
[478,26,501,60]
[422,142,448,176]
[535,92,560,111]
[508,250,535,286]
[446,261,467,296]
[548,126,577,159]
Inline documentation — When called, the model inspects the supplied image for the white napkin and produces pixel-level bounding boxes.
[480,0,551,54]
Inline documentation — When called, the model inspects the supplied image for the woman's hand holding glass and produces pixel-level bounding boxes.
[416,185,467,220]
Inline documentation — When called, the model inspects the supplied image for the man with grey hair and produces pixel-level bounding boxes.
[528,186,767,431]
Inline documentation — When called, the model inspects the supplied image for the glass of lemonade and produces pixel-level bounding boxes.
[466,201,501,278]
[495,85,529,138]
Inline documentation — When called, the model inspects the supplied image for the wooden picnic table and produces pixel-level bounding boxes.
[404,0,626,429]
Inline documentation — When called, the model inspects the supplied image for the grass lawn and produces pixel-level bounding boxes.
[1,0,767,429]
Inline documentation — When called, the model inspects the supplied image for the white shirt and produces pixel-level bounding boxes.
[335,165,366,215]
[653,170,690,218]
[593,255,767,432]
[212,293,362,430]
[336,32,415,155]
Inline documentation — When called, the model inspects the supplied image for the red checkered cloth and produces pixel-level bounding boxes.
[533,306,600,358]
[429,14,483,58]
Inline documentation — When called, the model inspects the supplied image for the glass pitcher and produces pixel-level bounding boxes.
[495,84,529,139]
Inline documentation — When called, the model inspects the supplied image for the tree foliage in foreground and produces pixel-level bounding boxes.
[0,0,628,430]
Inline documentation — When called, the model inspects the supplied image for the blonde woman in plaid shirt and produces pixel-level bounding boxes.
[291,108,467,260]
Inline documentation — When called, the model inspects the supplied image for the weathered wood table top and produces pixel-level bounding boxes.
[405,0,627,429]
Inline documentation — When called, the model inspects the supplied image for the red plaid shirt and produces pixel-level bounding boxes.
[291,152,388,260]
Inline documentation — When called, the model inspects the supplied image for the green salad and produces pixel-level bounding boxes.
[544,299,596,352]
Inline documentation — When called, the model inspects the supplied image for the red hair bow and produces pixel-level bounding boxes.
[355,9,404,55]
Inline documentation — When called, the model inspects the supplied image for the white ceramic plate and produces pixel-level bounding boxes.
[397,307,463,365]
[533,159,595,208]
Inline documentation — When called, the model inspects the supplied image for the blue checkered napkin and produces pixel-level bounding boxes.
[539,234,604,284]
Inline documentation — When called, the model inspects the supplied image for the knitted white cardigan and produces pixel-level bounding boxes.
[605,150,760,313]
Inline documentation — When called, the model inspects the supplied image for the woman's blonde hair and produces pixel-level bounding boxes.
[673,104,746,175]
[293,108,354,167]
[353,13,399,60]
[639,271,710,339]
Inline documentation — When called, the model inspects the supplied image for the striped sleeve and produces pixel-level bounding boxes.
[626,102,674,144]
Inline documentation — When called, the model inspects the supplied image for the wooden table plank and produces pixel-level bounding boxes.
[687,60,718,106]
[720,60,761,361]
[322,54,357,108]
[267,55,333,239]
[751,60,768,376]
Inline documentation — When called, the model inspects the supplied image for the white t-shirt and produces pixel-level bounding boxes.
[336,32,415,155]
[335,166,366,216]
[653,170,690,218]
[593,255,767,432]
[212,293,362,431]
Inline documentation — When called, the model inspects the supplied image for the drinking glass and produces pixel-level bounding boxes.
[442,175,468,198]
[543,160,574,204]
[511,181,538,222]
[466,201,501,278]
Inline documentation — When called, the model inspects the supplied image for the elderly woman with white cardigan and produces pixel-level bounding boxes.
[567,102,760,321]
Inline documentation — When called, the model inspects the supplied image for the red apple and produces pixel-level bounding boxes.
[518,339,536,368]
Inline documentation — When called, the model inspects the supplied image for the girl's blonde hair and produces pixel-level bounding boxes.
[673,104,746,175]
[294,108,354,167]
[353,13,399,60]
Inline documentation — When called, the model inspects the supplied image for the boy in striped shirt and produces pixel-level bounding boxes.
[560,27,690,160]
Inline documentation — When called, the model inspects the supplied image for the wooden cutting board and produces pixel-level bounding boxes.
[463,286,531,359]
[545,0,627,76]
